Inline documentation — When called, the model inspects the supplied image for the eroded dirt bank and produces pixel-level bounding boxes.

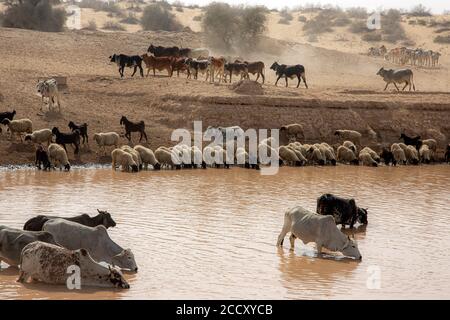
[0,28,449,165]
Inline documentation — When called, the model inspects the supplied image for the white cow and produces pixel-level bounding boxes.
[43,219,138,272]
[36,78,61,112]
[277,206,362,259]
[18,241,130,289]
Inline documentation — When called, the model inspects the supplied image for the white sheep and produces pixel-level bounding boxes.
[258,142,279,166]
[121,145,142,170]
[405,145,419,165]
[320,143,337,165]
[279,145,302,166]
[307,145,326,165]
[335,130,362,146]
[359,151,378,167]
[360,147,380,163]
[93,132,119,154]
[287,145,307,164]
[48,143,70,171]
[111,148,138,172]
[337,145,358,165]
[133,145,161,170]
[419,144,431,164]
[421,139,437,153]
[1,118,33,141]
[280,123,304,142]
[390,143,406,165]
[24,128,52,145]
[155,147,181,169]
[343,140,357,153]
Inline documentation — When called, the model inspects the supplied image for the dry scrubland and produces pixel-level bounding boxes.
[0,1,449,165]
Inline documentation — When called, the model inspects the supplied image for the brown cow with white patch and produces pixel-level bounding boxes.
[243,61,265,84]
[141,53,173,77]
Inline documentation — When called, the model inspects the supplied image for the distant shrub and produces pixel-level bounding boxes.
[408,20,417,25]
[120,13,139,25]
[380,9,407,43]
[202,3,267,52]
[278,18,290,25]
[307,34,318,42]
[362,32,382,42]
[127,4,142,12]
[279,8,293,22]
[401,39,416,47]
[84,19,97,31]
[349,20,368,34]
[193,15,202,21]
[436,27,450,33]
[1,0,66,32]
[79,0,121,14]
[140,3,183,31]
[298,15,307,22]
[102,21,126,31]
[409,4,432,17]
[417,19,427,26]
[346,7,368,19]
[333,17,351,27]
[434,35,450,43]
[175,7,183,12]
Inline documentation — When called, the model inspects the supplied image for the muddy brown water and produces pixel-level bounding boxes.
[0,165,449,299]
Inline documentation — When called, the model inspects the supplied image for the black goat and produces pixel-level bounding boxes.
[35,145,51,170]
[0,110,16,133]
[400,133,422,150]
[68,121,88,144]
[52,127,80,154]
[120,116,148,142]
[380,147,395,166]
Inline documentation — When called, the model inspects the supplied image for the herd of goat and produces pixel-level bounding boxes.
[1,107,449,171]
[368,45,442,68]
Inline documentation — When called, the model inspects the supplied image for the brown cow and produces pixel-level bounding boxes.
[244,61,265,84]
[171,57,189,77]
[208,56,226,83]
[141,53,173,77]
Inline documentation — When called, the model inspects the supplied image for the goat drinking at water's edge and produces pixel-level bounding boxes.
[120,116,148,143]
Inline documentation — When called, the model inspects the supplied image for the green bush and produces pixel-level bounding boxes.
[1,0,66,32]
[79,0,121,14]
[381,9,407,43]
[349,20,367,33]
[409,4,431,17]
[278,18,290,25]
[202,3,267,52]
[279,8,293,22]
[346,7,368,19]
[120,13,139,25]
[298,15,307,22]
[140,3,183,31]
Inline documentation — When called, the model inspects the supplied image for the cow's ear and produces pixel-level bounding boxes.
[80,248,88,256]
[349,199,356,206]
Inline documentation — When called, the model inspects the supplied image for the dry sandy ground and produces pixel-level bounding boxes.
[0,26,449,166]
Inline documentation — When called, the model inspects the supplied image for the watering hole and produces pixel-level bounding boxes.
[0,165,449,299]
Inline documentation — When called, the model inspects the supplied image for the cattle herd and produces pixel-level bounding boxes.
[369,45,442,68]
[108,43,305,86]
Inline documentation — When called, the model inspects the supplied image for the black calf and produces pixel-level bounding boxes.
[109,54,144,78]
[35,146,51,170]
[316,193,368,228]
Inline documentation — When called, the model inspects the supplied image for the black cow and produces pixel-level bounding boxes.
[109,54,144,78]
[270,62,308,88]
[0,110,16,133]
[186,58,209,80]
[316,193,368,229]
[35,145,51,170]
[23,209,116,231]
[148,44,180,57]
[400,133,422,150]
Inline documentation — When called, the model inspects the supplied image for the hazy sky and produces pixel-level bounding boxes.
[171,0,449,14]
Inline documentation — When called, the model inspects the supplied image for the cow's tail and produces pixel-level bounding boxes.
[276,210,292,246]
